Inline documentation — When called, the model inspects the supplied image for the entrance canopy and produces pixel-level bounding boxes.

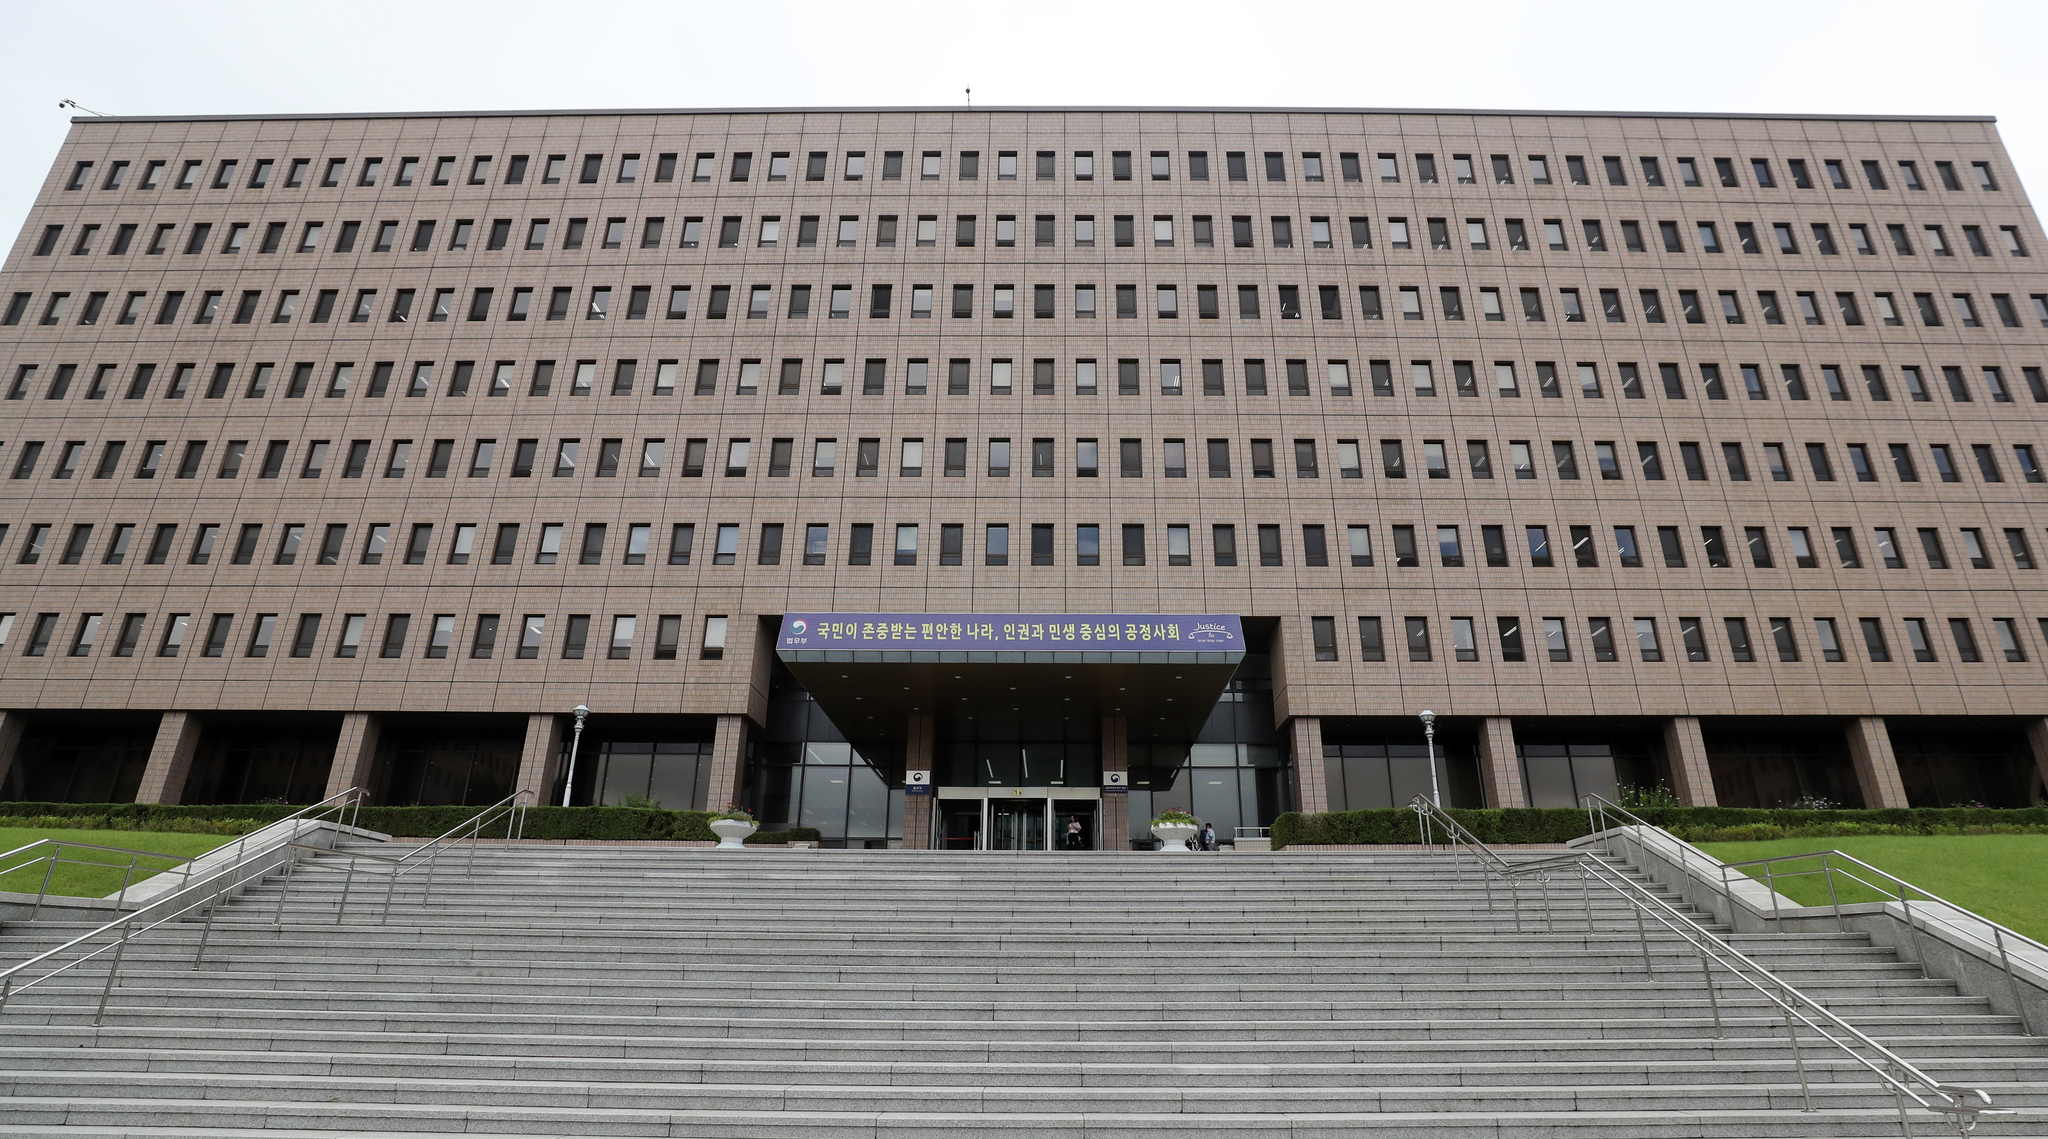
[775,613,1246,751]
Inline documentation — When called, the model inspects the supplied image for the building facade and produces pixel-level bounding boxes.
[1,106,2045,847]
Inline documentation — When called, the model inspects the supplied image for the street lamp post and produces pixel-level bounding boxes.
[560,705,591,807]
[1419,709,1440,805]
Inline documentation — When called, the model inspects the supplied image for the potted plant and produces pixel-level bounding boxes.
[709,804,759,849]
[1149,809,1200,852]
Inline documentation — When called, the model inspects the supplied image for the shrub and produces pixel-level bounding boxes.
[1271,806,2048,849]
[0,801,722,842]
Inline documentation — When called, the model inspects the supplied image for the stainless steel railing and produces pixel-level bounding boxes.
[1412,795,2001,1137]
[0,787,368,1023]
[1583,793,2042,1040]
[234,790,534,936]
[0,839,198,919]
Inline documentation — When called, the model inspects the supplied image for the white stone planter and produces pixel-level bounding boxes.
[1151,823,1198,851]
[709,819,759,849]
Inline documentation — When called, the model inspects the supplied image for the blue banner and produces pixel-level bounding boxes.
[777,613,1244,653]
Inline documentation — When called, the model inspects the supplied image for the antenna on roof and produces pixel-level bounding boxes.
[965,87,972,108]
[58,99,110,117]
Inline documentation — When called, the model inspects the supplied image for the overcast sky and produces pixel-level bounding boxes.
[2,0,2044,239]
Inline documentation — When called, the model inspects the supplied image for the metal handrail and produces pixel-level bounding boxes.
[391,789,531,866]
[0,787,367,1022]
[1717,847,2043,1038]
[1412,795,2000,1137]
[0,839,198,918]
[246,790,533,932]
[1583,793,1732,892]
[1583,791,2044,1039]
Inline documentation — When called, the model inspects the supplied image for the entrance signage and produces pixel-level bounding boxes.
[778,613,1244,652]
[1102,771,1129,793]
[904,770,932,795]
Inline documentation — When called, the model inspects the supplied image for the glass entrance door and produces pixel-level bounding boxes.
[987,798,1048,850]
[1052,800,1097,851]
[937,800,983,849]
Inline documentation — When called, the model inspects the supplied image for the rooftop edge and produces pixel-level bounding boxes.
[66,105,1999,126]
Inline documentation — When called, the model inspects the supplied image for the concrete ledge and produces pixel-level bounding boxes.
[1287,843,1573,851]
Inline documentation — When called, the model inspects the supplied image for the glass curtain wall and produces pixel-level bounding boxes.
[182,723,338,804]
[372,719,523,806]
[4,716,157,803]
[1126,658,1291,846]
[748,666,903,846]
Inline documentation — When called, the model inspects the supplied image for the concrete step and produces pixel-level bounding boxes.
[41,965,1966,1004]
[6,1047,2044,1088]
[0,1098,2042,1137]
[8,1025,2039,1065]
[4,1004,2027,1042]
[1,981,1997,1025]
[10,1070,2048,1113]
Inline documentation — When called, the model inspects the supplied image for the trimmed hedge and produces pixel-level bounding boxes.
[1272,806,2048,849]
[0,802,720,842]
[745,827,824,845]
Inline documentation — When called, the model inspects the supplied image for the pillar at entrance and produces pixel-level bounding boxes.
[1846,716,1910,809]
[512,713,566,806]
[901,715,935,849]
[134,711,204,805]
[1477,717,1525,808]
[702,714,749,814]
[324,712,382,801]
[0,710,26,798]
[1288,717,1328,814]
[1100,713,1130,851]
[1663,716,1718,807]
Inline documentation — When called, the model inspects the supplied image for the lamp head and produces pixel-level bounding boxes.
[1418,709,1436,728]
[573,704,590,720]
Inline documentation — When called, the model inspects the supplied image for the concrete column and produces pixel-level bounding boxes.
[512,713,566,806]
[1100,713,1129,851]
[324,712,382,801]
[701,714,749,814]
[1663,716,1718,807]
[0,710,27,798]
[1476,717,1525,808]
[2026,719,2048,804]
[133,712,203,805]
[1288,716,1328,814]
[901,714,935,850]
[1846,716,1911,809]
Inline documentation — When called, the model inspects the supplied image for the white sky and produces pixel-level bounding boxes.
[2,0,2044,239]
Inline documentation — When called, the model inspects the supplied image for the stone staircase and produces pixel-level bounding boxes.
[0,843,2042,1136]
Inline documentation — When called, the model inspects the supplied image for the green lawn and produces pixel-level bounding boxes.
[0,829,237,900]
[1697,834,2048,943]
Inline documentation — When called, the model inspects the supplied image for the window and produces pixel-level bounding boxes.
[1401,617,1432,662]
[1613,528,1646,565]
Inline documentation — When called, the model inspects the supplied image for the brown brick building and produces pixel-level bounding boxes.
[1,106,2044,847]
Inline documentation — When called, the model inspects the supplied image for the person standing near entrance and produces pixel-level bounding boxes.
[1065,816,1082,849]
[1201,823,1217,851]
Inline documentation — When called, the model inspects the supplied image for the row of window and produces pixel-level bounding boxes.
[9,429,2042,488]
[7,517,2040,577]
[59,149,2006,195]
[0,608,728,662]
[1317,612,2028,666]
[29,212,2034,261]
[7,353,2042,410]
[3,602,2032,671]
[13,278,2047,332]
